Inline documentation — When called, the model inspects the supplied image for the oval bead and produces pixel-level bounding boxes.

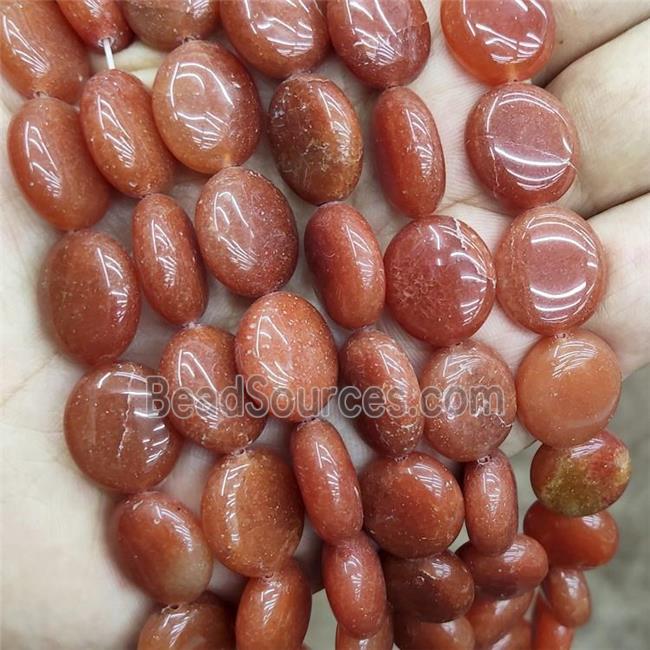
[382,550,474,623]
[466,591,534,647]
[327,0,430,89]
[542,568,591,628]
[195,167,298,298]
[421,340,516,462]
[532,595,574,650]
[64,361,183,492]
[486,619,532,650]
[114,491,212,604]
[268,74,363,205]
[0,0,89,102]
[40,231,140,365]
[235,292,338,421]
[385,217,496,346]
[201,448,304,577]
[235,560,311,650]
[463,451,518,556]
[159,325,266,453]
[323,533,387,639]
[516,330,622,448]
[394,615,475,650]
[8,98,110,231]
[360,452,464,558]
[466,83,579,209]
[57,0,133,51]
[305,203,385,329]
[290,418,363,545]
[336,613,393,650]
[152,40,261,175]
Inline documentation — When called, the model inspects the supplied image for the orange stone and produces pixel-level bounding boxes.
[532,595,574,650]
[57,0,133,51]
[335,613,393,650]
[541,567,591,628]
[466,591,534,647]
[485,618,532,650]
[394,615,475,650]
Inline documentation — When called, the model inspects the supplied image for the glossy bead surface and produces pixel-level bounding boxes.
[516,330,622,447]
[440,0,555,85]
[8,98,110,231]
[485,619,531,650]
[542,567,591,628]
[336,613,393,650]
[268,74,363,205]
[532,595,574,650]
[201,448,304,577]
[114,492,212,604]
[394,615,475,650]
[496,206,607,335]
[466,83,579,209]
[290,419,363,545]
[466,591,534,647]
[235,292,338,421]
[360,452,464,558]
[153,40,262,175]
[421,340,516,462]
[40,231,140,365]
[0,1,89,102]
[64,361,182,492]
[195,167,298,298]
[57,0,133,51]
[385,217,496,346]
[327,0,431,89]
[305,203,385,329]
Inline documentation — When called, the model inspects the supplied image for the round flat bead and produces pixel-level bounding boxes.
[466,591,534,647]
[57,0,133,51]
[394,615,475,650]
[385,217,496,346]
[532,595,574,650]
[153,40,261,175]
[327,0,430,89]
[466,83,579,209]
[336,613,393,650]
[496,206,607,335]
[542,568,591,628]
[64,361,183,492]
[516,330,621,447]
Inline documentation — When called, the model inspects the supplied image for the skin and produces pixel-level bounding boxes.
[1,2,649,646]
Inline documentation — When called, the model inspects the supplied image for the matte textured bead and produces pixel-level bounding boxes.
[532,595,575,650]
[466,591,534,647]
[542,567,591,628]
[394,615,475,650]
[57,0,133,51]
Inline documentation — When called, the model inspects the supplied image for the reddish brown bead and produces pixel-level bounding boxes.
[327,0,430,89]
[8,98,110,231]
[64,361,182,492]
[195,167,298,299]
[532,595,574,650]
[360,452,464,558]
[40,231,140,365]
[382,550,474,623]
[159,325,266,453]
[153,40,261,175]
[524,501,619,569]
[268,74,363,205]
[305,203,385,329]
[466,591,534,647]
[0,0,89,102]
[516,330,622,448]
[290,419,363,545]
[484,618,532,650]
[421,340,516,462]
[542,567,591,628]
[464,451,518,556]
[57,0,133,51]
[201,448,304,577]
[336,613,393,650]
[466,83,579,209]
[394,615,475,650]
[235,560,311,650]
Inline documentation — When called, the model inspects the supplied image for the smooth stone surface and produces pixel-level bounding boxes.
[484,619,531,650]
[360,452,464,558]
[327,0,431,89]
[496,206,607,335]
[440,0,555,85]
[336,613,393,650]
[57,0,133,51]
[305,203,385,330]
[40,230,140,365]
[421,340,516,462]
[542,567,591,628]
[268,74,363,205]
[64,361,183,492]
[195,167,298,298]
[466,591,534,647]
[0,1,89,102]
[201,448,304,577]
[8,98,110,231]
[532,595,575,650]
[516,330,622,448]
[153,40,262,175]
[466,83,579,209]
[394,615,475,650]
[372,86,445,219]
[158,325,266,453]
[385,217,496,346]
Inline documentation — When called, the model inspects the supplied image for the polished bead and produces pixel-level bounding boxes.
[8,98,110,231]
[153,40,262,175]
[40,231,140,365]
[484,618,531,650]
[532,595,574,650]
[327,0,430,89]
[64,361,182,492]
[336,613,393,650]
[516,330,621,447]
[394,615,475,650]
[385,217,496,346]
[372,86,445,219]
[542,567,591,628]
[268,74,363,205]
[466,591,534,647]
[195,167,298,299]
[57,0,132,51]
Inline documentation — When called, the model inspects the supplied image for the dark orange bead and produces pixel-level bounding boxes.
[336,613,393,650]
[466,591,534,647]
[532,595,574,650]
[57,0,133,51]
[484,618,532,650]
[394,615,475,650]
[542,567,591,628]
